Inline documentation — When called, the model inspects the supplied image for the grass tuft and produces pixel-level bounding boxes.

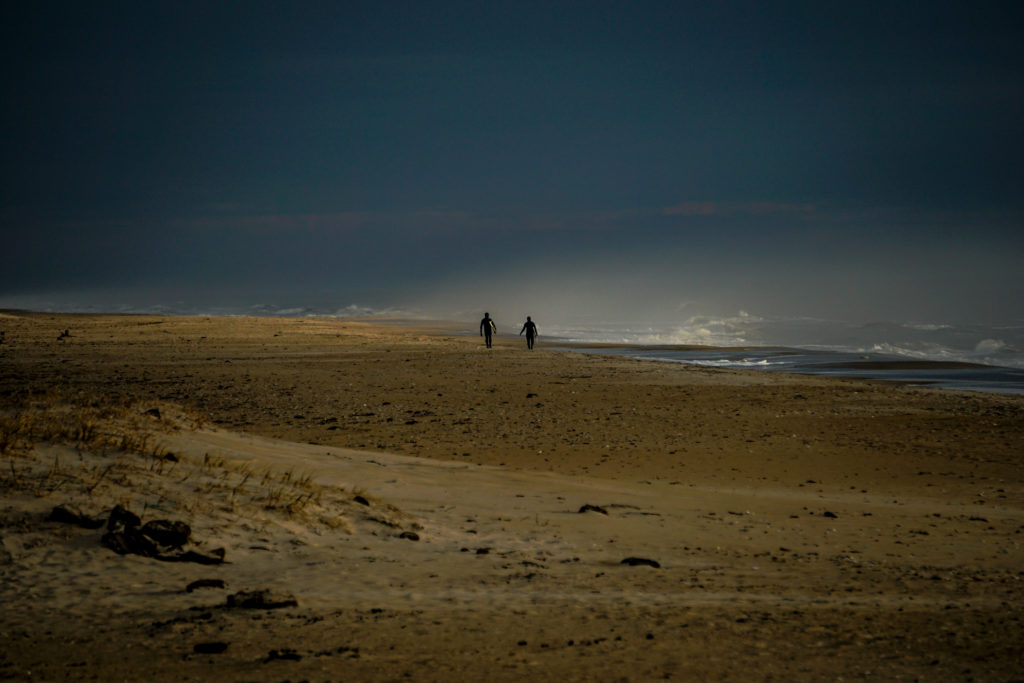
[1,392,407,538]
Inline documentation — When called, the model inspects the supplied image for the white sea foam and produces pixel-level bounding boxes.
[975,338,1006,353]
[902,322,953,332]
[548,311,1024,370]
[658,357,774,368]
[865,342,957,361]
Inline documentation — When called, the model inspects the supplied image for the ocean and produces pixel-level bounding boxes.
[543,312,1024,395]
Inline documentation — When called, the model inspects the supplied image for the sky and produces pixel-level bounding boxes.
[3,1,1023,326]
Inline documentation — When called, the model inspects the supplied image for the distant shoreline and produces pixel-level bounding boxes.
[5,309,1022,394]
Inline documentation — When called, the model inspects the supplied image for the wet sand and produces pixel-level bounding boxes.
[1,312,1022,681]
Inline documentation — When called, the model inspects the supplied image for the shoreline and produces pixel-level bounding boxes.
[2,312,1023,680]
[3,311,1023,483]
[544,341,1024,396]
[7,307,1022,393]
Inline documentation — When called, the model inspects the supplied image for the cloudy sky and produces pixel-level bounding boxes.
[3,1,1022,325]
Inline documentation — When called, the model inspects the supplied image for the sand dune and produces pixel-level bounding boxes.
[1,312,1022,680]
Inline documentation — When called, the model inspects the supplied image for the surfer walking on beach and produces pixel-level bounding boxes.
[519,316,538,349]
[480,312,496,348]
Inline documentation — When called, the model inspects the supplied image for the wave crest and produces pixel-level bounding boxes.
[975,338,1006,353]
[550,310,1024,369]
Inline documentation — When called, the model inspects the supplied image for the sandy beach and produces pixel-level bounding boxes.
[1,312,1022,681]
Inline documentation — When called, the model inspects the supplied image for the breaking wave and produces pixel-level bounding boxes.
[548,312,1024,370]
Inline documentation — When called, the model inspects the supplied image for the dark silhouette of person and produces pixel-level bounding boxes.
[480,312,496,348]
[519,316,538,349]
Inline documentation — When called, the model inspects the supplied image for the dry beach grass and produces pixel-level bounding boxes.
[1,312,1022,681]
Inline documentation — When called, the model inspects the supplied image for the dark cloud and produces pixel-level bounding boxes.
[2,2,1022,324]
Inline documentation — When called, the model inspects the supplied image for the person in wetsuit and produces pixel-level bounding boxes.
[480,312,496,348]
[519,316,538,349]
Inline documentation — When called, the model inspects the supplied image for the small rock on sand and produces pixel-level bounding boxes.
[264,648,302,662]
[193,642,228,654]
[620,557,660,568]
[46,504,105,529]
[186,578,226,593]
[226,589,298,610]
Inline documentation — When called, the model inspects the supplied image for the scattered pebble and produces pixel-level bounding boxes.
[193,642,228,654]
[620,557,660,568]
[186,579,226,593]
[226,590,298,610]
